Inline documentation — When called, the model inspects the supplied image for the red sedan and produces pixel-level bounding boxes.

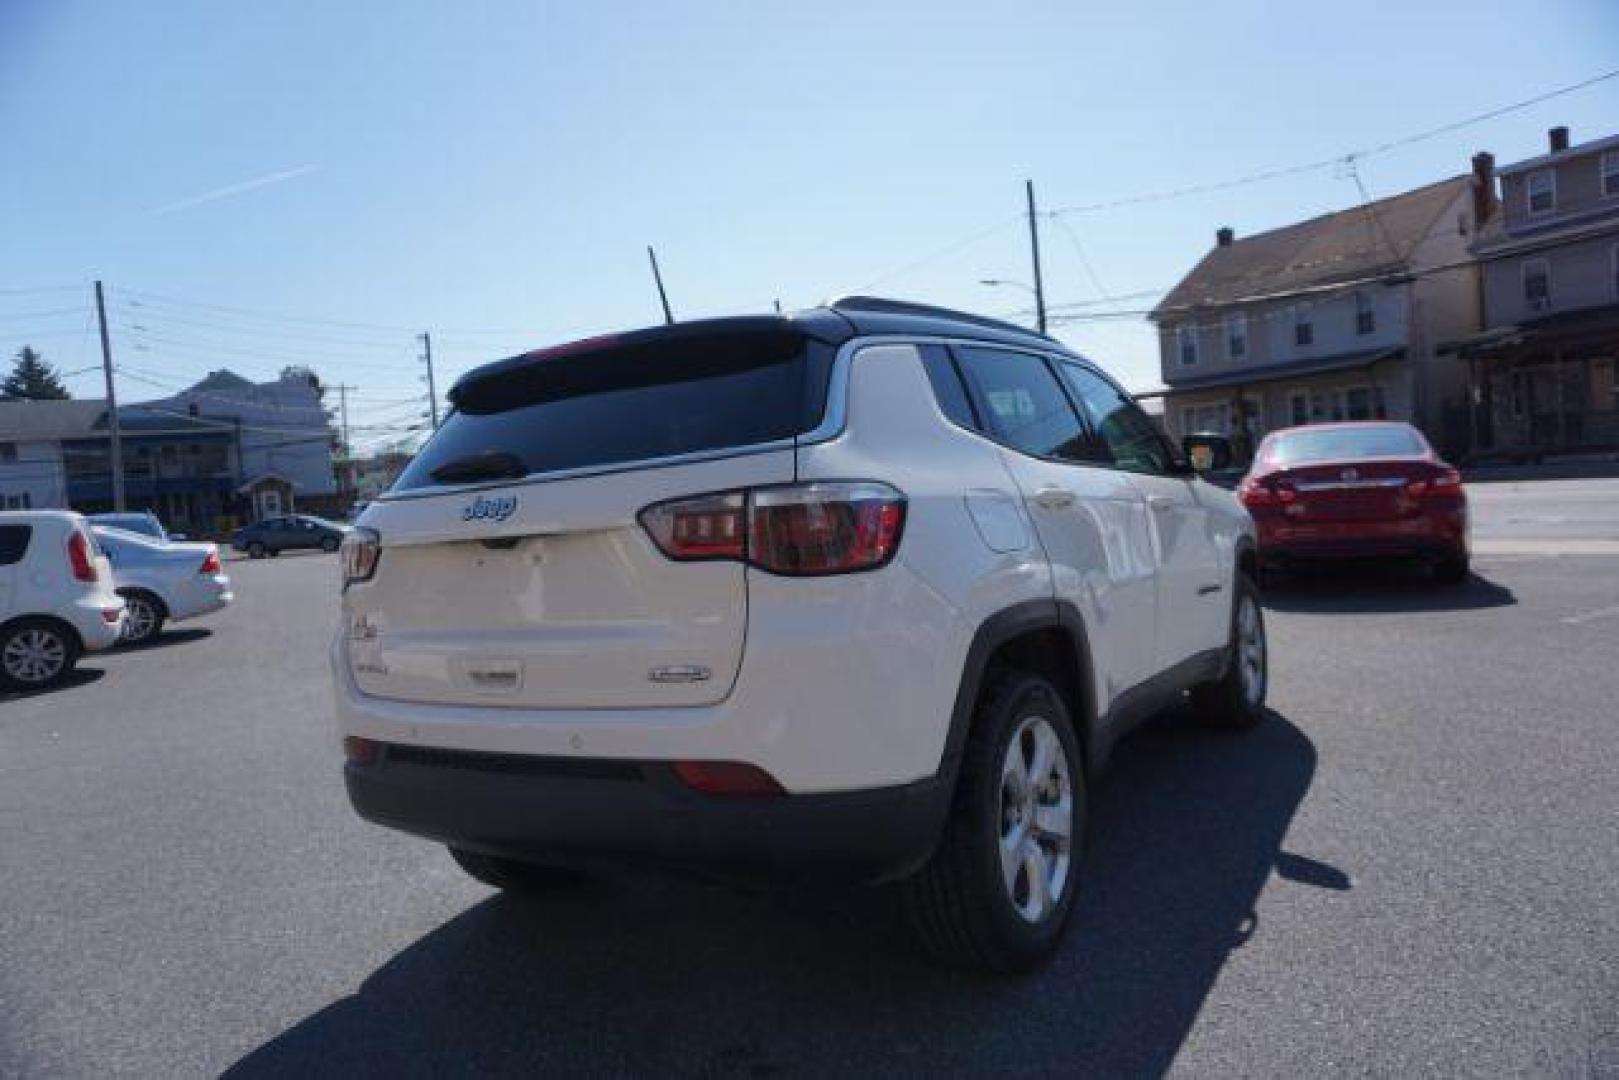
[1238,421,1470,583]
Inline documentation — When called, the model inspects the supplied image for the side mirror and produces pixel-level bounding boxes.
[1182,433,1235,473]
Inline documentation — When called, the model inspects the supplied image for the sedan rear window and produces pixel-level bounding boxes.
[1264,425,1426,464]
[393,325,833,493]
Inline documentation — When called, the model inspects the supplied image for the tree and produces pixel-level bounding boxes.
[2,346,71,400]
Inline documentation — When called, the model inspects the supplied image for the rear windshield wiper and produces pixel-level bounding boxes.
[429,451,527,484]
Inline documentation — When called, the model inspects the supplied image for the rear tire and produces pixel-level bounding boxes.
[1433,550,1470,584]
[448,846,588,894]
[247,541,265,559]
[1190,573,1267,730]
[320,536,339,553]
[902,671,1085,973]
[119,591,167,646]
[0,618,81,691]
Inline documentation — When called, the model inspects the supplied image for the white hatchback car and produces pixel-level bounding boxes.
[334,298,1264,971]
[92,526,233,646]
[0,511,125,690]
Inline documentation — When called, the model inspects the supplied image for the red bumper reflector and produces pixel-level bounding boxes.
[343,736,381,765]
[673,760,784,797]
[102,608,121,623]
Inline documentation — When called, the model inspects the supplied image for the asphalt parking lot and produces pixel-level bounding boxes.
[3,482,1618,1077]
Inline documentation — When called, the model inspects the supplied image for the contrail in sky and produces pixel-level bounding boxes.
[147,164,318,217]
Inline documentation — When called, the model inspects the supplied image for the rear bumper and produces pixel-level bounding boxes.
[167,576,233,622]
[1256,505,1467,564]
[64,597,125,652]
[344,744,950,885]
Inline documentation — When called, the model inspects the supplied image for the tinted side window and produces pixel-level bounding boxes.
[953,347,1087,460]
[1059,363,1177,476]
[917,344,980,431]
[0,525,32,565]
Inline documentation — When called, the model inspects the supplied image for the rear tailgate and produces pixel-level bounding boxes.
[349,453,792,708]
[342,319,834,710]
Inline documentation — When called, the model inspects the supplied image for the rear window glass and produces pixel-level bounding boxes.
[0,525,32,565]
[394,329,829,492]
[1264,425,1425,464]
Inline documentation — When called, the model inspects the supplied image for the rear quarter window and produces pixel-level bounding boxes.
[0,525,33,566]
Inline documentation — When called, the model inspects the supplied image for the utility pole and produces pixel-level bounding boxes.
[94,280,126,511]
[419,332,440,430]
[1025,179,1048,335]
[647,246,674,325]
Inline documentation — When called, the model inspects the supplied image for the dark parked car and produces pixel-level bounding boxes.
[230,515,350,558]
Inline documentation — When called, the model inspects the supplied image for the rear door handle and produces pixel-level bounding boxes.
[1033,486,1075,510]
[1147,495,1177,513]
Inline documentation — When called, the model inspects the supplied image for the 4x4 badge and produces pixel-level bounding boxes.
[462,495,517,523]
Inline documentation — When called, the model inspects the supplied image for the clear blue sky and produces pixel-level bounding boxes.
[2,0,1616,449]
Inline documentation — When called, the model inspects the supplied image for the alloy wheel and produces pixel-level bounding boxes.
[1238,594,1266,707]
[998,715,1074,924]
[123,597,157,644]
[3,627,68,685]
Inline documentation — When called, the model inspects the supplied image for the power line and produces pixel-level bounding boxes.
[1047,67,1619,217]
[852,214,1024,293]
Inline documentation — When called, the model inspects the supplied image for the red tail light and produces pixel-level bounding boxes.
[66,530,97,583]
[1238,477,1295,508]
[639,493,746,560]
[640,482,906,576]
[1407,467,1463,498]
[343,736,381,765]
[672,760,784,797]
[198,549,222,575]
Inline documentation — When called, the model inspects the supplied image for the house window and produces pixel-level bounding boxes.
[1523,258,1552,311]
[1592,359,1616,413]
[1176,326,1198,366]
[1509,371,1529,418]
[1182,403,1227,435]
[1603,152,1619,198]
[1527,170,1555,215]
[0,443,15,464]
[1612,245,1619,300]
[1288,391,1310,426]
[1355,291,1376,335]
[1224,314,1247,360]
[1294,307,1314,348]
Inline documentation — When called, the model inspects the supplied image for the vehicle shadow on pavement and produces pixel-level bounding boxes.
[0,666,106,702]
[1261,565,1516,614]
[117,627,214,652]
[228,709,1323,1076]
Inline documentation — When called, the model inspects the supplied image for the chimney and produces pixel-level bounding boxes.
[1549,126,1570,153]
[1471,151,1496,226]
[1215,226,1234,248]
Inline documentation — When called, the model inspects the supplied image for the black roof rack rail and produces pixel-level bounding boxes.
[828,295,1057,343]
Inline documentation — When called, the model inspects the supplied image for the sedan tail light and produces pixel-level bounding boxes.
[1407,467,1463,498]
[1237,477,1295,508]
[640,482,906,576]
[198,549,222,575]
[66,530,98,583]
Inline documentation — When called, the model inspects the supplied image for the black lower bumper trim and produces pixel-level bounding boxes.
[345,744,952,885]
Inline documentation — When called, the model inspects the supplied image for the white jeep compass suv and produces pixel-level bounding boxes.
[334,298,1264,972]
